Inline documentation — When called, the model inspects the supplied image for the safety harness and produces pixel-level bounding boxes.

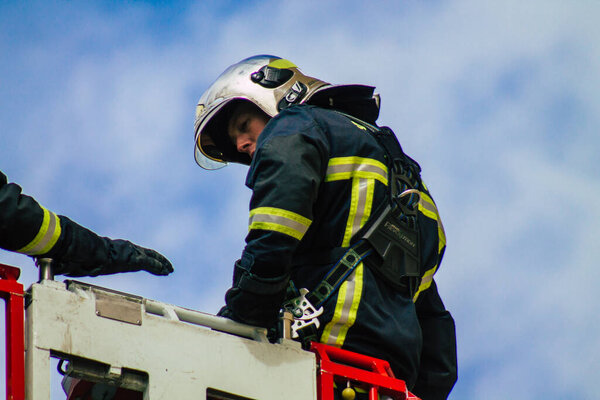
[282,113,424,345]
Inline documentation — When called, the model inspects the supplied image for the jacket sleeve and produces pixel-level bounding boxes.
[222,112,329,327]
[0,171,62,255]
[412,279,458,400]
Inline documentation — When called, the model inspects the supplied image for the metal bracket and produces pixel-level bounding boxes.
[60,355,148,393]
[68,281,143,325]
[94,289,143,325]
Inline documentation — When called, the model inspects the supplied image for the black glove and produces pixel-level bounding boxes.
[54,238,173,278]
[217,305,235,319]
[218,257,289,328]
[104,238,173,276]
[47,217,173,277]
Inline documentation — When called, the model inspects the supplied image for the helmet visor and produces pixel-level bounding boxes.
[195,134,227,170]
[194,99,231,170]
[194,98,253,169]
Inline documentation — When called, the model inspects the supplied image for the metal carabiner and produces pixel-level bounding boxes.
[399,189,421,199]
[398,189,421,214]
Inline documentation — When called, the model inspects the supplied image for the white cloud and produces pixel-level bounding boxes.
[1,1,599,399]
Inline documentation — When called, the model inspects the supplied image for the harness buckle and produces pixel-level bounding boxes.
[282,288,323,339]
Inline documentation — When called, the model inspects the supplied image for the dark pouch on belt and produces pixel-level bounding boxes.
[360,203,420,295]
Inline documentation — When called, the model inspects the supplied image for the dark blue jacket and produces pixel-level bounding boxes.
[223,105,457,399]
[0,170,64,255]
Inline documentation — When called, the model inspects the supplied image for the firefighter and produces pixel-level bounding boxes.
[194,55,457,400]
[0,170,173,277]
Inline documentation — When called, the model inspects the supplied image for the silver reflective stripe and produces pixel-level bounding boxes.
[249,213,310,236]
[325,157,388,185]
[322,177,374,345]
[325,270,358,344]
[321,264,364,346]
[413,265,438,302]
[413,190,447,302]
[18,207,62,255]
[418,191,446,251]
[419,195,438,215]
[351,179,369,241]
[248,207,311,240]
[326,163,387,178]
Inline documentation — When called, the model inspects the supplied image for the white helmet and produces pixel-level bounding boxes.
[194,55,380,169]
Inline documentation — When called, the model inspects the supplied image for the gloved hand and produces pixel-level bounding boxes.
[217,256,288,328]
[53,238,173,277]
[217,305,235,320]
[104,239,174,276]
[46,217,173,277]
[218,287,283,328]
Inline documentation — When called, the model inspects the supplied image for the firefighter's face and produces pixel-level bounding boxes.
[227,102,270,159]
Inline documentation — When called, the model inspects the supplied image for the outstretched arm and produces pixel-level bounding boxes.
[0,171,173,277]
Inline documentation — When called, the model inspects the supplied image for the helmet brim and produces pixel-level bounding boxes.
[194,98,253,169]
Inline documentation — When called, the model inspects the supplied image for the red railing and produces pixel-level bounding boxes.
[0,263,24,400]
[310,342,420,400]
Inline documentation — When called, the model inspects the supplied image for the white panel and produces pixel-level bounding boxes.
[25,280,317,400]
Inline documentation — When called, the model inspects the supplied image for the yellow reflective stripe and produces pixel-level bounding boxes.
[350,120,367,131]
[249,207,311,227]
[418,192,439,220]
[321,263,364,346]
[418,191,446,253]
[328,157,387,170]
[325,157,388,185]
[320,157,385,345]
[17,207,62,255]
[342,178,359,246]
[322,175,374,345]
[413,265,438,302]
[268,59,297,69]
[412,189,447,302]
[248,207,311,240]
[438,222,446,253]
[342,178,374,246]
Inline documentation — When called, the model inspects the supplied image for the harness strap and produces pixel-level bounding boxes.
[292,247,348,267]
[285,240,372,346]
[305,240,373,308]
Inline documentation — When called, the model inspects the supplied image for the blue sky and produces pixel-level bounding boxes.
[1,1,599,399]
